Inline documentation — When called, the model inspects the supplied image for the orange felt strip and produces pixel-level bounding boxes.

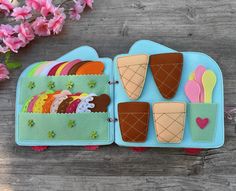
[76,61,104,75]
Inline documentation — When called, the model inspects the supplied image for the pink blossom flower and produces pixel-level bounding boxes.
[0,63,10,81]
[32,17,50,36]
[3,37,23,53]
[11,6,32,21]
[40,0,55,17]
[15,22,34,44]
[25,0,41,12]
[69,0,85,21]
[0,0,13,15]
[49,8,66,34]
[84,0,93,9]
[0,24,14,38]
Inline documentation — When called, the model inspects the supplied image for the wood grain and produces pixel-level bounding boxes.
[0,0,236,190]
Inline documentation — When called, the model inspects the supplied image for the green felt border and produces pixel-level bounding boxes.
[18,112,109,141]
[19,75,109,104]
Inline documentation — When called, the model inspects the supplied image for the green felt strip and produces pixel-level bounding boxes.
[27,62,45,77]
[18,112,109,141]
[19,75,109,104]
[189,103,217,142]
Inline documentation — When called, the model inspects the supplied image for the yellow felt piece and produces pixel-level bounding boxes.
[78,93,88,98]
[117,54,149,100]
[55,62,68,76]
[153,102,186,143]
[202,70,217,103]
[189,72,195,80]
[32,93,48,113]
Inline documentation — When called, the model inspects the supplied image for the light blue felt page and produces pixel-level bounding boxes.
[114,40,224,148]
[15,46,114,146]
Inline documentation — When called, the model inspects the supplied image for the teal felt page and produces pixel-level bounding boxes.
[15,46,114,146]
[114,40,224,148]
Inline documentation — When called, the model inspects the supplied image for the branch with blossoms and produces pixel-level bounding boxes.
[0,0,93,81]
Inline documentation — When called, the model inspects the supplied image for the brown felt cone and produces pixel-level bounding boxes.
[118,102,150,142]
[150,53,183,99]
[153,102,186,143]
[117,54,149,100]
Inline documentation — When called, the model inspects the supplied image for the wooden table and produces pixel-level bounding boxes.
[0,0,236,190]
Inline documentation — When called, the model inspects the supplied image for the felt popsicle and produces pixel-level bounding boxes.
[76,94,96,113]
[33,61,52,76]
[57,97,74,113]
[202,70,217,103]
[27,62,44,77]
[27,95,39,112]
[57,94,82,113]
[89,94,111,112]
[40,61,63,76]
[184,80,201,103]
[76,61,104,75]
[194,65,206,102]
[60,59,81,75]
[47,62,66,76]
[50,90,71,113]
[42,90,62,113]
[67,61,90,75]
[55,62,68,76]
[149,53,183,99]
[117,54,149,100]
[65,98,81,113]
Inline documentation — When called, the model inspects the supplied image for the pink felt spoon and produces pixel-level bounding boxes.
[184,80,201,103]
[194,65,206,102]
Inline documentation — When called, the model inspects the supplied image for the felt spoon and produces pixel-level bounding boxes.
[202,70,217,103]
[188,72,195,80]
[184,80,201,103]
[194,65,206,102]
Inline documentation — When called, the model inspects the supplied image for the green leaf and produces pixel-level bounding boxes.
[5,51,11,64]
[6,61,22,70]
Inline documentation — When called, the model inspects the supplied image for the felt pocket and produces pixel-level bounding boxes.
[19,75,109,104]
[18,112,109,141]
[118,102,150,142]
[189,103,217,142]
[153,102,186,143]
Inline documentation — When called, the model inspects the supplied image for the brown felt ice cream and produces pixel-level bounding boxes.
[149,53,183,99]
[89,94,111,112]
[118,102,150,142]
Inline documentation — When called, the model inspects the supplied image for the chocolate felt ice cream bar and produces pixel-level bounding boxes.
[149,53,183,99]
[118,102,150,142]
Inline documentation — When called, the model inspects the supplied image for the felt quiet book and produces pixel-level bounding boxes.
[15,40,224,149]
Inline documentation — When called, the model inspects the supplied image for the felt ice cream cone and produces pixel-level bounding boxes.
[153,102,186,143]
[118,102,150,142]
[150,53,183,99]
[117,54,149,100]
